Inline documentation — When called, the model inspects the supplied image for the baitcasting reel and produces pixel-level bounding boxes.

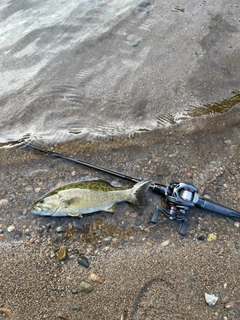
[151,182,199,235]
[150,181,240,236]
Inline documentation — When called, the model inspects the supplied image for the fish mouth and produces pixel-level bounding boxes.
[30,205,43,215]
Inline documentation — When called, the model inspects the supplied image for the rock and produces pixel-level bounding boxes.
[0,199,8,206]
[0,306,12,317]
[234,221,239,228]
[56,312,69,320]
[56,225,67,233]
[103,236,112,244]
[58,246,68,261]
[71,288,78,294]
[48,250,56,259]
[207,233,217,242]
[89,272,103,284]
[205,293,218,306]
[138,1,151,8]
[7,225,15,232]
[79,281,94,293]
[25,185,33,192]
[225,301,235,309]
[77,255,89,268]
[71,305,81,311]
[161,239,170,247]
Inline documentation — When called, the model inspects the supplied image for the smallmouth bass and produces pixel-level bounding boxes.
[31,179,151,217]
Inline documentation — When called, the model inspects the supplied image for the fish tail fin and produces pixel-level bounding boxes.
[130,180,152,206]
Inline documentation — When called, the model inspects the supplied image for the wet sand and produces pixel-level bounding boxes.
[1,109,240,319]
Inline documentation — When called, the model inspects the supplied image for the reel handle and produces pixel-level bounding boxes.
[151,207,160,224]
[179,220,188,236]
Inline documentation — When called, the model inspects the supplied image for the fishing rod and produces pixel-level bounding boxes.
[23,142,240,236]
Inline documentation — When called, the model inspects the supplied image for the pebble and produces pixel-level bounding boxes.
[234,221,239,228]
[138,1,151,8]
[71,288,78,294]
[35,187,41,193]
[56,312,69,320]
[77,255,90,268]
[103,236,112,244]
[7,225,15,232]
[146,241,152,247]
[205,293,218,306]
[71,305,81,311]
[0,199,8,206]
[225,301,235,309]
[0,306,12,317]
[25,185,33,192]
[56,226,67,233]
[58,246,68,261]
[89,272,103,284]
[79,281,94,293]
[161,239,170,247]
[207,233,217,242]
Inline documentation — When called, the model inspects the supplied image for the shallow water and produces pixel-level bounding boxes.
[1,0,240,145]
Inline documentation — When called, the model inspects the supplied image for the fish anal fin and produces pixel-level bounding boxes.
[103,203,118,213]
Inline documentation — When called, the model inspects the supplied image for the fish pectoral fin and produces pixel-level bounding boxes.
[103,203,118,213]
[63,198,79,207]
[68,212,82,218]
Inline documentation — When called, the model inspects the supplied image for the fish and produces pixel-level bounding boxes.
[31,179,151,217]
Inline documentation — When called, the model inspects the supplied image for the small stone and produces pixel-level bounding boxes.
[207,233,217,242]
[161,239,170,247]
[205,293,218,306]
[89,272,103,284]
[79,281,94,293]
[71,288,78,294]
[77,255,89,268]
[103,236,112,244]
[0,199,8,206]
[225,301,235,309]
[25,185,33,192]
[0,307,12,317]
[146,241,152,247]
[56,312,69,320]
[71,305,81,311]
[48,250,56,259]
[58,246,68,261]
[7,225,15,232]
[198,235,205,241]
[138,1,151,8]
[35,187,41,193]
[234,221,239,228]
[56,226,67,233]
[222,296,229,304]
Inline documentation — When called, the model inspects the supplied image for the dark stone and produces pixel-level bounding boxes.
[77,255,90,268]
[138,1,151,8]
[198,235,205,241]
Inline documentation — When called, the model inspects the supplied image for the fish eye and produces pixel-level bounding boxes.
[39,199,44,203]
